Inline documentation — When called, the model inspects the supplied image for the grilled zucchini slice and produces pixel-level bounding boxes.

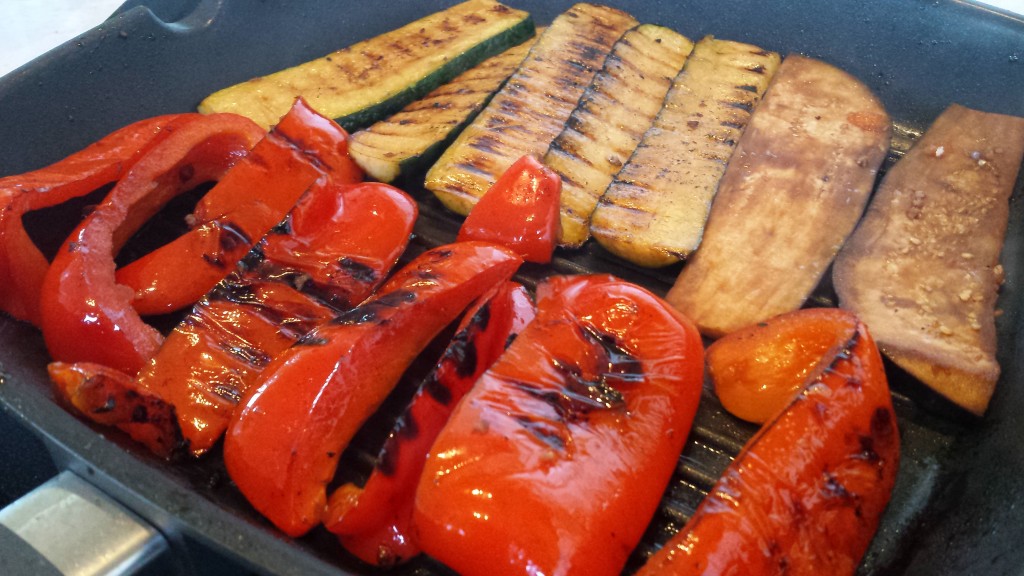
[589,36,780,267]
[425,3,639,216]
[543,24,694,248]
[348,33,537,183]
[665,55,891,337]
[198,0,534,130]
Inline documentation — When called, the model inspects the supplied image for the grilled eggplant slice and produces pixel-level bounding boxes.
[348,33,537,183]
[198,0,534,130]
[666,55,891,337]
[543,24,693,248]
[425,3,639,216]
[589,36,780,267]
[833,104,1024,416]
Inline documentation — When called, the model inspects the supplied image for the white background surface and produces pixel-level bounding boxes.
[1,0,1023,78]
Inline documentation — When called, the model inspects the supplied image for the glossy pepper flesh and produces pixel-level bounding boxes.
[457,154,561,264]
[39,113,265,376]
[114,97,363,315]
[224,242,522,537]
[326,280,536,566]
[134,180,417,457]
[0,114,187,325]
[414,274,705,576]
[636,308,900,576]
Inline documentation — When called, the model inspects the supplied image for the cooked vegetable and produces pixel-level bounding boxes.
[637,309,899,576]
[543,24,693,248]
[0,114,186,325]
[39,114,265,376]
[457,154,562,263]
[198,0,534,130]
[589,36,780,267]
[349,34,536,183]
[666,55,891,336]
[426,3,638,216]
[833,104,1024,416]
[133,180,417,457]
[414,274,705,576]
[326,281,535,567]
[224,242,522,537]
[708,307,876,423]
[115,98,364,316]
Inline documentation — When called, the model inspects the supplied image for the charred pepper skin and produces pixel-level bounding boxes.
[224,242,522,538]
[40,113,265,376]
[636,309,900,576]
[326,280,536,566]
[414,274,705,576]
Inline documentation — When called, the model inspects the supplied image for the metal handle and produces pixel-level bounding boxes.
[0,471,169,576]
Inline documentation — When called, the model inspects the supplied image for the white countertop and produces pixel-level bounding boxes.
[1,0,1023,78]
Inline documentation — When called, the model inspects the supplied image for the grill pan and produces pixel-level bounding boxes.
[1,1,1023,574]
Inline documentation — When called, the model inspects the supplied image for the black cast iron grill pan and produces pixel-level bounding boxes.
[1,1,1023,575]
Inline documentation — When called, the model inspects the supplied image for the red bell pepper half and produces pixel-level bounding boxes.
[635,309,900,576]
[457,154,561,264]
[0,114,187,325]
[114,98,363,315]
[325,280,536,566]
[224,242,522,537]
[40,113,265,376]
[134,180,417,457]
[413,274,705,576]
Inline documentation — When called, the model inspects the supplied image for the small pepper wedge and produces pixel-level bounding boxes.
[134,180,417,457]
[326,280,536,566]
[39,113,265,376]
[0,114,187,325]
[224,241,522,537]
[636,308,900,576]
[114,98,363,315]
[457,154,561,264]
[414,274,705,576]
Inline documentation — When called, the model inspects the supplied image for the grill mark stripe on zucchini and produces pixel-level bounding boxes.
[426,3,639,216]
[348,34,537,183]
[198,0,534,131]
[541,24,694,248]
[590,36,780,268]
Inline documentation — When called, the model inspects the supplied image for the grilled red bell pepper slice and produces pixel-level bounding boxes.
[115,98,363,315]
[413,274,705,576]
[636,308,900,576]
[133,180,417,456]
[48,361,180,456]
[0,114,187,325]
[39,113,265,376]
[224,242,522,537]
[325,280,536,566]
[457,154,561,264]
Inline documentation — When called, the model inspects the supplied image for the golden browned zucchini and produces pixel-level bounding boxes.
[589,36,780,267]
[665,55,891,337]
[833,104,1024,416]
[198,0,534,130]
[348,34,537,183]
[543,24,693,248]
[425,3,638,216]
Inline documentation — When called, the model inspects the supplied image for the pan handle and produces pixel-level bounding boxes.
[0,470,169,576]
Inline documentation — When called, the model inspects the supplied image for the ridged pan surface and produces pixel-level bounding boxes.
[0,1,1022,575]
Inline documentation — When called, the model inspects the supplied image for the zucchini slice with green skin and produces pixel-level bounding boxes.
[198,0,534,131]
[542,24,694,249]
[425,3,639,216]
[666,54,891,338]
[590,36,780,268]
[348,32,538,183]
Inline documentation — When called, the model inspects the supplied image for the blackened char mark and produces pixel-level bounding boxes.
[577,323,644,385]
[332,290,416,325]
[338,257,378,284]
[375,411,420,477]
